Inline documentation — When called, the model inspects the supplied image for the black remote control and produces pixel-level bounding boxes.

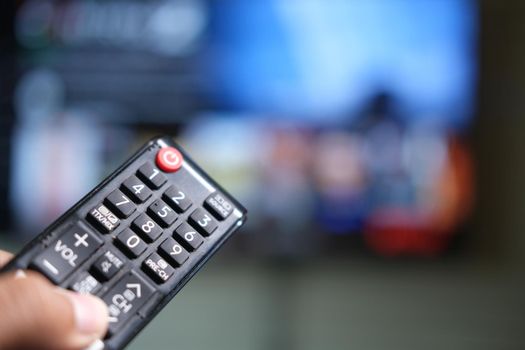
[0,136,247,350]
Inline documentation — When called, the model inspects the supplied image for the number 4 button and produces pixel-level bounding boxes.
[121,175,152,204]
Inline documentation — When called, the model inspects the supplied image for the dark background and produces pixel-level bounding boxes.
[1,1,525,349]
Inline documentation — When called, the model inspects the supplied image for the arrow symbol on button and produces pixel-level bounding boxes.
[126,283,142,298]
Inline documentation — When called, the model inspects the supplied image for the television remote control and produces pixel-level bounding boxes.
[0,136,247,350]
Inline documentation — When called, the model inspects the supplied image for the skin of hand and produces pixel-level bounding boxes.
[0,250,109,350]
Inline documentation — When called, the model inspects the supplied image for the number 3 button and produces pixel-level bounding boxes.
[174,222,203,251]
[189,208,218,237]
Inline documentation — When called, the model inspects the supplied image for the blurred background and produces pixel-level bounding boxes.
[0,0,524,349]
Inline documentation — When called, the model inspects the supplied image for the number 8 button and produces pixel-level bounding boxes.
[174,222,203,251]
[132,214,163,242]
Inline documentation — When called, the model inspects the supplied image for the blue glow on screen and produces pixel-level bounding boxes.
[210,0,477,129]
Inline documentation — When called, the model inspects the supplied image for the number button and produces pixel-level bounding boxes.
[115,229,147,258]
[105,189,136,218]
[121,175,152,203]
[158,237,189,266]
[137,162,167,189]
[147,199,177,227]
[173,222,204,251]
[189,208,218,237]
[163,185,192,213]
[132,213,163,242]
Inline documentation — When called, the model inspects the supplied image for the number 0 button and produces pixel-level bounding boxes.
[174,222,203,251]
[115,229,147,258]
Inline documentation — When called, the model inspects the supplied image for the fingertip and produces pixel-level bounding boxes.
[62,291,109,339]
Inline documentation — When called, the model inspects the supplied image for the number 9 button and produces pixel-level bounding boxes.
[158,237,189,266]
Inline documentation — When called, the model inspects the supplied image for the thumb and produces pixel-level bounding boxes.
[0,271,108,350]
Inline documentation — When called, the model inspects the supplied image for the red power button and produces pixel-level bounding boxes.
[156,147,183,173]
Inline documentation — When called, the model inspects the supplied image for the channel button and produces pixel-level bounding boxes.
[32,224,102,284]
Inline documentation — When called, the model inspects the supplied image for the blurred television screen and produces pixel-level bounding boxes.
[8,0,477,257]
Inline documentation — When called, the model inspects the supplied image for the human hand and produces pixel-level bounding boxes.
[0,250,108,350]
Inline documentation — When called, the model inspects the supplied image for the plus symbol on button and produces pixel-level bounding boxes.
[74,233,89,248]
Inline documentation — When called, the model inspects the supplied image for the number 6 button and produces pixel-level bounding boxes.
[174,222,203,251]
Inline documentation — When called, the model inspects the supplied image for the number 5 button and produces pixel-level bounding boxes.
[174,222,203,251]
[148,199,177,227]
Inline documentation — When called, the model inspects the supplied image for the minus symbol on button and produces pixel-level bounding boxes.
[43,259,59,275]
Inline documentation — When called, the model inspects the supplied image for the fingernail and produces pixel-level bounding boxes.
[64,292,109,335]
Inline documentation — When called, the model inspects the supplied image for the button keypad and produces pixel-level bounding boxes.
[9,141,247,348]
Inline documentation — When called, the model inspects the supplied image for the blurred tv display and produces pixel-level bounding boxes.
[9,0,477,257]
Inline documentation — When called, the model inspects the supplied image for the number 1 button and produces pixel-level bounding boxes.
[137,162,167,189]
